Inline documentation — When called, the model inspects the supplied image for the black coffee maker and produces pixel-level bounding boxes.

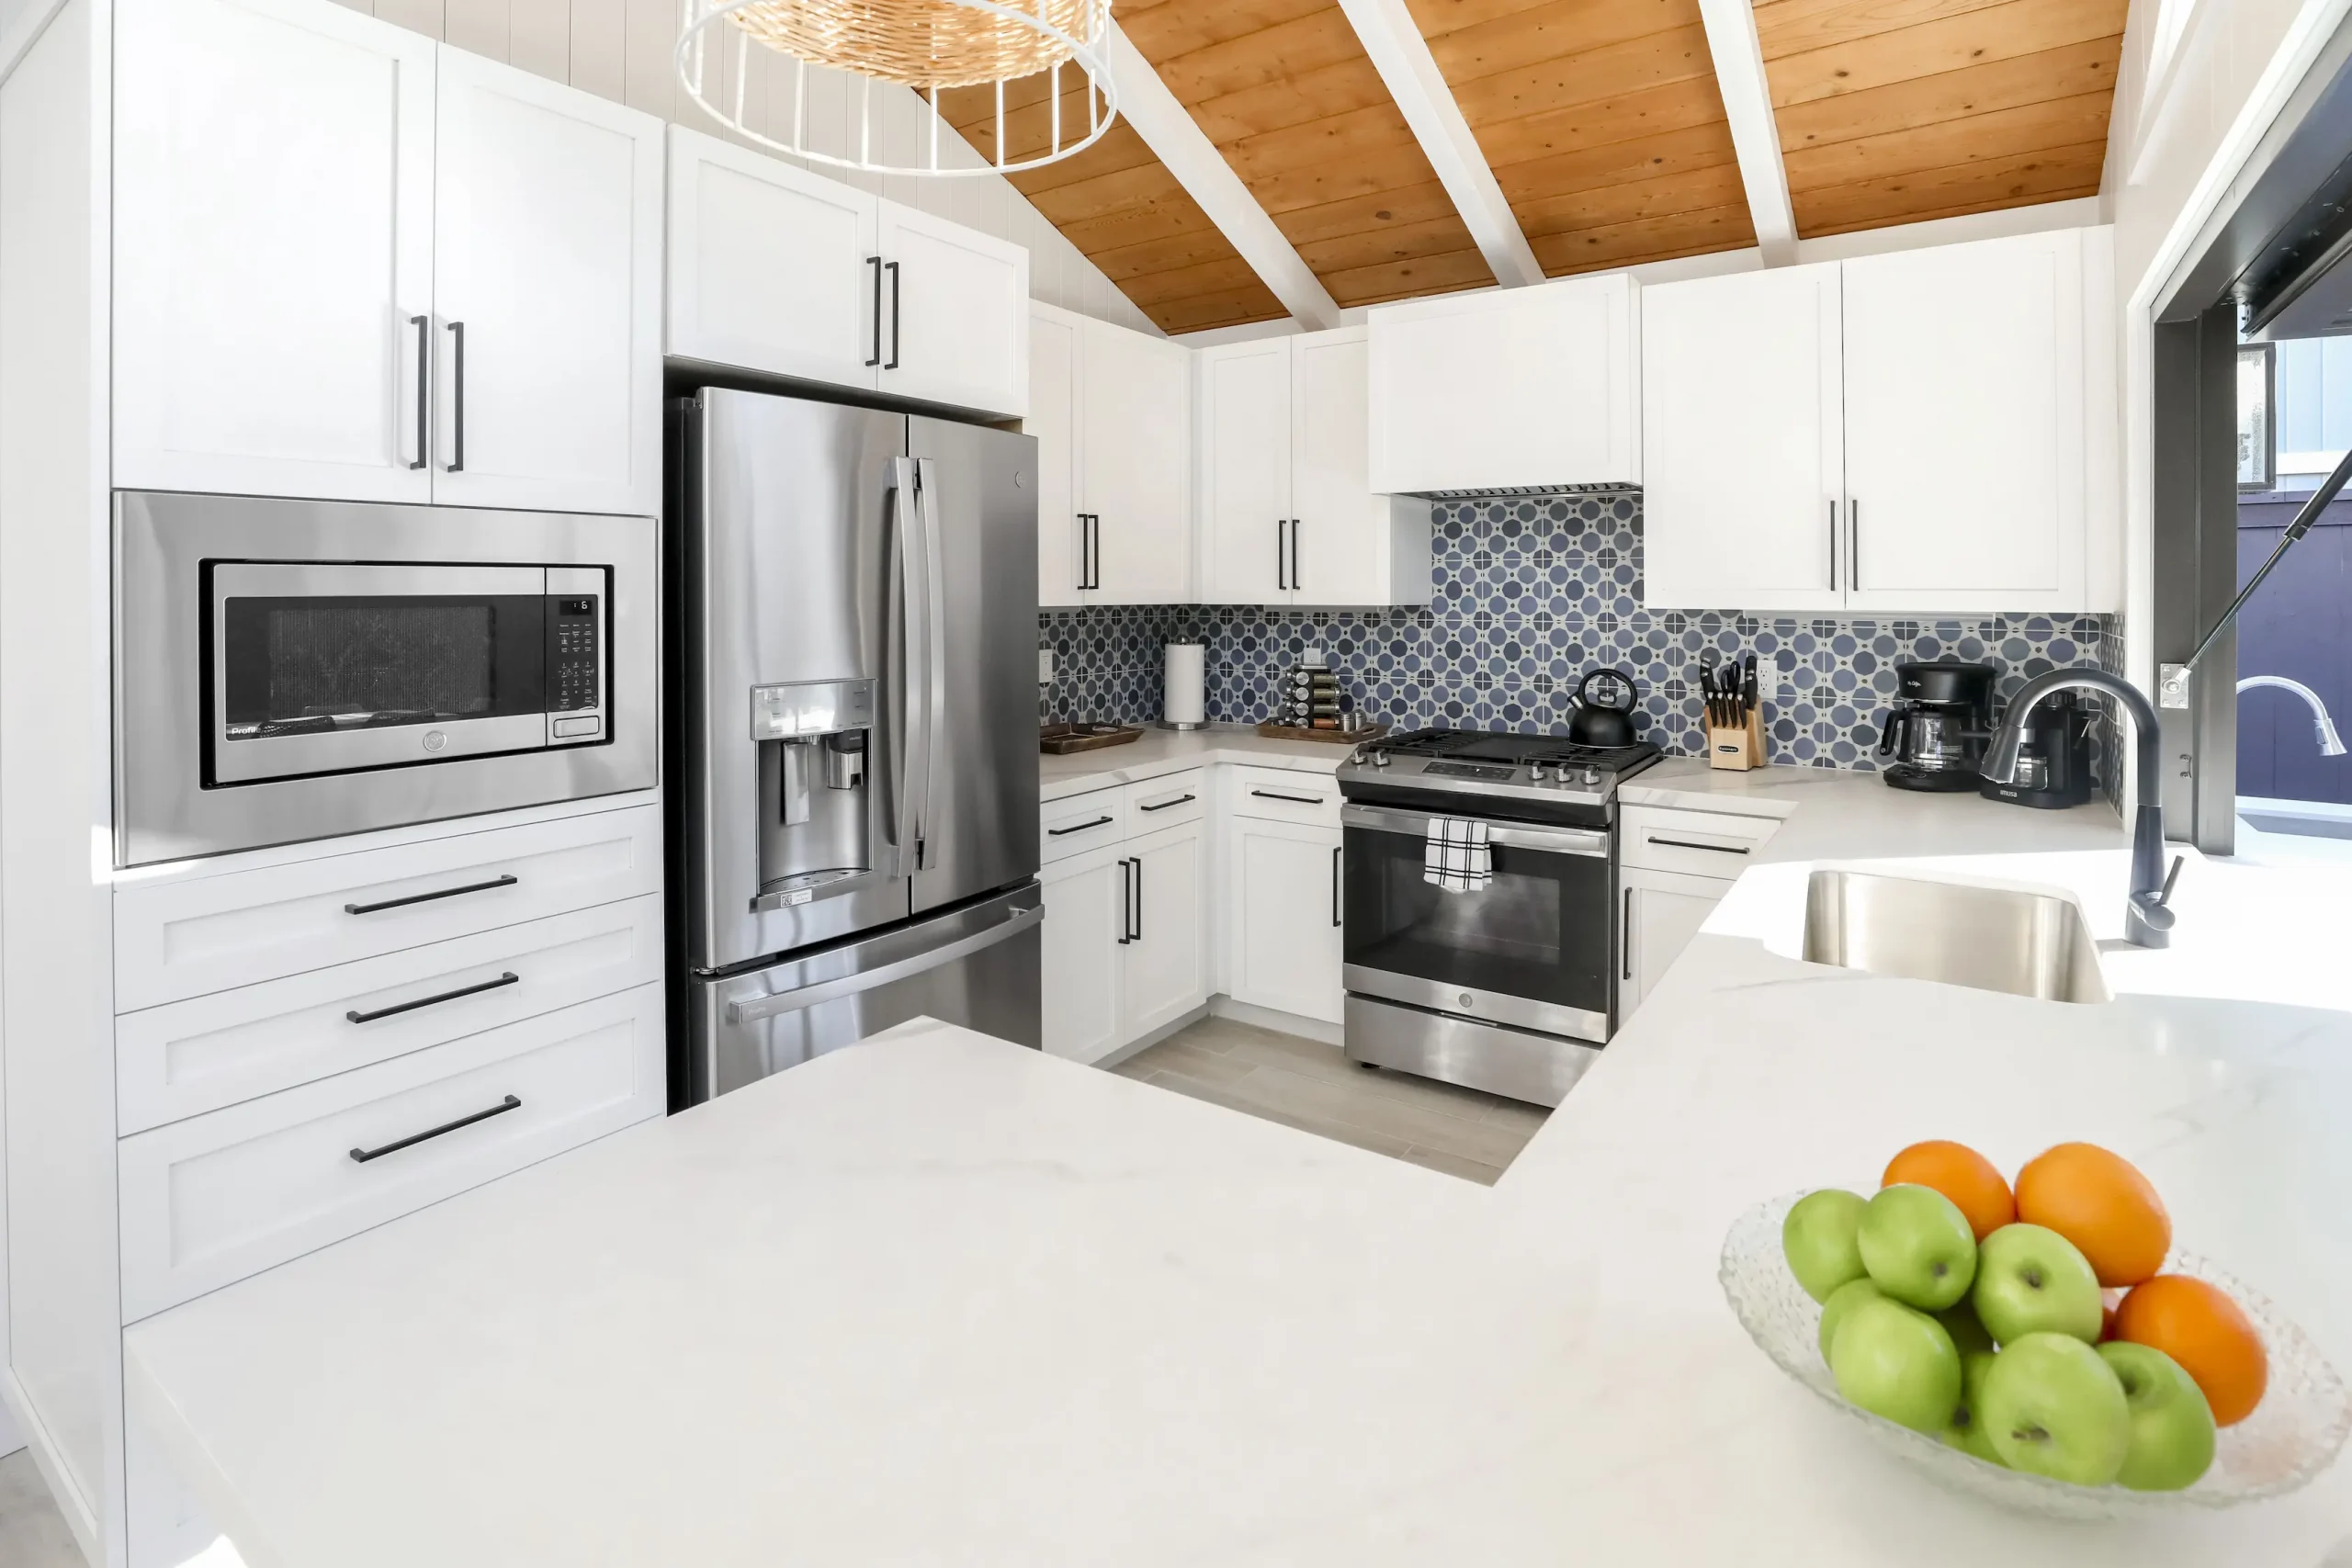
[1979,691,2097,808]
[1877,661,1997,792]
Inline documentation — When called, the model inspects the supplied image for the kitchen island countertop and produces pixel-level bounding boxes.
[123,770,2352,1566]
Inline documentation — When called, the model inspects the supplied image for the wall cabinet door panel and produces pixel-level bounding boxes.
[433,49,662,515]
[1028,308,1086,607]
[1080,321,1192,604]
[1199,337,1293,604]
[876,201,1027,418]
[114,0,436,502]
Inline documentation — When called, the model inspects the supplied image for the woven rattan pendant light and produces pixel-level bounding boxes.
[677,0,1117,175]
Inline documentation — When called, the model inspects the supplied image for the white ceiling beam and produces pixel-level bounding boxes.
[1336,0,1544,288]
[1693,0,1798,265]
[1105,26,1343,331]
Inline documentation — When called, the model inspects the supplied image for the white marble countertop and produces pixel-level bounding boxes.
[1040,725,1352,801]
[123,770,2352,1565]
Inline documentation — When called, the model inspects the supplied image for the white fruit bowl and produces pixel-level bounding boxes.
[1720,1190,2352,1521]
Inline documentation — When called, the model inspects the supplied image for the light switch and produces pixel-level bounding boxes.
[1038,648,1054,684]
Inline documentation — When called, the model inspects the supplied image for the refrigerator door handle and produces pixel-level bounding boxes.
[912,456,949,873]
[722,900,1046,1024]
[888,457,932,880]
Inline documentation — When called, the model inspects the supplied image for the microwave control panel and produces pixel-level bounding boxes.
[545,569,607,742]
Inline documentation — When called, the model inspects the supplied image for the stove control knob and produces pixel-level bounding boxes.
[1371,750,1391,769]
[1527,764,1547,782]
[1582,767,1600,786]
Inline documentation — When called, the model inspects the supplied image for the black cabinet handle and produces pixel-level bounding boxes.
[1276,519,1288,592]
[1623,886,1634,980]
[446,320,467,472]
[349,1095,521,1164]
[345,971,518,1025]
[1047,815,1114,837]
[1330,844,1342,928]
[1292,517,1302,592]
[1115,858,1133,945]
[344,873,518,915]
[1137,794,1195,812]
[1250,788,1325,806]
[865,255,884,367]
[1645,836,1749,855]
[1131,854,1143,942]
[409,314,430,470]
[1087,514,1102,591]
[885,259,901,370]
[1827,499,1838,592]
[1850,500,1860,591]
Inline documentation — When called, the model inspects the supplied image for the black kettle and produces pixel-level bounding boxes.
[1569,668,1641,748]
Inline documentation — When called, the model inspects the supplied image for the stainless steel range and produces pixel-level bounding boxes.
[1335,728,1662,1107]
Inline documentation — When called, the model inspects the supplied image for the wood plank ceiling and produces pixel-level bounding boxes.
[1751,0,2123,236]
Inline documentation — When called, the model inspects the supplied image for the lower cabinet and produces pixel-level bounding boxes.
[1040,816,1207,1064]
[1619,865,1729,1013]
[1227,815,1345,1026]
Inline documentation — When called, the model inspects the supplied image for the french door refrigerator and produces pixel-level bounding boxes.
[667,388,1041,1106]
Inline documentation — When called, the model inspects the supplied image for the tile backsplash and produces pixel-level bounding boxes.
[1040,492,2118,775]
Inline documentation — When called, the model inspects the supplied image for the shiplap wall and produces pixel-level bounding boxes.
[328,0,1159,333]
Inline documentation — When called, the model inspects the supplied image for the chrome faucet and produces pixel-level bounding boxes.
[2236,675,2346,756]
[1984,669,2179,949]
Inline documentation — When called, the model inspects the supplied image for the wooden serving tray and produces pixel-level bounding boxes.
[1255,721,1389,745]
[1040,723,1144,755]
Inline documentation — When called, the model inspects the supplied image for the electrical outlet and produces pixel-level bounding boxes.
[1037,648,1054,684]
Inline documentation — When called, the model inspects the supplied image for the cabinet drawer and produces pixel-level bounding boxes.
[115,805,661,1010]
[1619,806,1781,876]
[118,982,663,1323]
[1041,787,1126,863]
[1231,766,1340,828]
[1122,770,1204,832]
[117,894,664,1135]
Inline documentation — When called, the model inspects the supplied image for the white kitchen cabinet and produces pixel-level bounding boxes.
[432,48,662,516]
[1200,329,1430,606]
[874,201,1028,417]
[1642,262,1845,612]
[1038,808,1206,1064]
[1029,304,1192,605]
[1367,273,1639,495]
[667,128,881,390]
[114,0,436,502]
[1227,816,1344,1026]
[1040,845,1125,1063]
[1121,824,1206,1041]
[1620,865,1726,1016]
[1841,229,2086,612]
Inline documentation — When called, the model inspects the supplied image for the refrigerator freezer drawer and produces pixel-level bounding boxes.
[687,884,1042,1102]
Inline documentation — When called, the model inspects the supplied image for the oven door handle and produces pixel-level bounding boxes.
[1340,803,1610,859]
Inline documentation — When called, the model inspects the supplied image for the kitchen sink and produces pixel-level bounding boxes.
[1800,870,2111,1003]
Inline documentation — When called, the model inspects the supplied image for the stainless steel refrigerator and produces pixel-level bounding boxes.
[667,388,1041,1105]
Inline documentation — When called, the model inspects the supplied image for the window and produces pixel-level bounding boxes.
[2271,335,2352,482]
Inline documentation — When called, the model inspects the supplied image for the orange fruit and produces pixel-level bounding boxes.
[1881,1140,2015,1241]
[2114,1275,2267,1426]
[2013,1143,2171,1287]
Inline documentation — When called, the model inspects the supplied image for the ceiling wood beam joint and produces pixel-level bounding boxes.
[1694,0,1798,265]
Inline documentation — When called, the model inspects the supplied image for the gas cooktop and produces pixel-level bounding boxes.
[1337,727,1662,818]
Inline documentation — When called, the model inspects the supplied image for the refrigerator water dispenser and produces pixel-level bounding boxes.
[752,677,877,910]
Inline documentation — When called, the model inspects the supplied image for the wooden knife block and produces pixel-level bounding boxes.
[1706,708,1765,772]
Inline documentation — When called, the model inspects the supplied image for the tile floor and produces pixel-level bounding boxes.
[1111,1015,1549,1184]
[0,1449,80,1567]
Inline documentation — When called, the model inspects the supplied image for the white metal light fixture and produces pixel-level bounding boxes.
[676,0,1118,176]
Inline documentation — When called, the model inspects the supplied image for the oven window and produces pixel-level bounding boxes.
[1342,826,1613,1020]
[220,595,546,739]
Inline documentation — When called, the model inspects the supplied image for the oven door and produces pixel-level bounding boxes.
[209,563,556,784]
[1340,803,1614,1043]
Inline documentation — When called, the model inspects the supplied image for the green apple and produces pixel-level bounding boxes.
[2098,1341,2217,1491]
[1857,1183,1977,1310]
[1829,1296,1962,1436]
[1980,1332,2131,1485]
[1783,1189,1869,1303]
[1937,1300,1996,1357]
[1818,1277,1885,1363]
[1972,1224,2103,1345]
[1939,1348,2006,1465]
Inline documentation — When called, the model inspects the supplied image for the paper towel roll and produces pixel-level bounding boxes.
[1163,643,1205,729]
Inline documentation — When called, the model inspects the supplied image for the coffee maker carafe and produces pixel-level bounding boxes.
[1876,660,1997,792]
[1979,689,2096,808]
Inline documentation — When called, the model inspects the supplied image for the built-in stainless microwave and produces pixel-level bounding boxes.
[116,491,657,866]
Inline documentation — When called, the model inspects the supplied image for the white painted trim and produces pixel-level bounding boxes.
[1693,0,1796,265]
[0,0,67,90]
[3,1368,98,1562]
[1208,994,1344,1047]
[1333,0,1541,288]
[1105,26,1342,331]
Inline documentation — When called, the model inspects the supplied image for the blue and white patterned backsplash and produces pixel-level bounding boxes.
[1040,492,2118,774]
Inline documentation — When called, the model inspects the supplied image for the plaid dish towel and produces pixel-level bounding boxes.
[1423,817,1491,894]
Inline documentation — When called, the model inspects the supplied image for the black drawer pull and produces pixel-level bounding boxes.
[1645,836,1749,855]
[345,971,519,1025]
[1250,789,1325,806]
[1138,794,1196,812]
[345,874,519,915]
[1047,815,1114,837]
[348,1095,520,1164]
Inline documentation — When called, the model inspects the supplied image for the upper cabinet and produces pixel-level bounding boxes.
[1198,328,1429,606]
[1644,228,2112,614]
[114,0,663,516]
[1366,273,1640,495]
[1029,304,1191,607]
[666,128,1028,420]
